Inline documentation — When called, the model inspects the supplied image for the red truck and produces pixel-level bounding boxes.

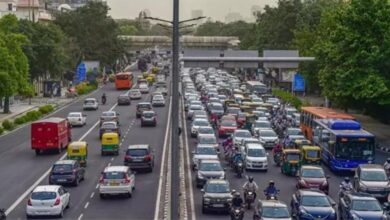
[31,117,72,155]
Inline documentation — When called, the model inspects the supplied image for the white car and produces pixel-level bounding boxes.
[26,185,70,218]
[244,143,268,171]
[152,94,165,107]
[251,120,272,136]
[139,83,149,94]
[99,166,135,199]
[187,104,204,120]
[129,89,142,99]
[67,112,86,126]
[191,118,210,138]
[83,98,98,110]
[258,129,279,149]
[232,129,252,145]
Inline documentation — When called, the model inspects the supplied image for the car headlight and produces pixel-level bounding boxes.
[197,173,204,179]
[203,197,211,203]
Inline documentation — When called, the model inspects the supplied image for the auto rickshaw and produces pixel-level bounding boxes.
[101,132,119,156]
[142,71,149,79]
[301,145,321,165]
[260,103,273,111]
[242,114,257,130]
[67,141,88,167]
[281,149,301,176]
[146,74,155,84]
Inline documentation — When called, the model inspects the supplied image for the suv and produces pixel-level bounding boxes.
[100,111,119,126]
[99,166,136,199]
[49,160,85,186]
[99,121,121,138]
[195,159,225,188]
[136,102,152,118]
[339,192,386,220]
[354,164,390,200]
[141,111,157,127]
[83,98,98,110]
[201,179,232,214]
[124,145,154,172]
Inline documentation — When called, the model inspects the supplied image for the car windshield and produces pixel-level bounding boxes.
[130,90,140,94]
[199,137,216,144]
[352,200,382,211]
[260,130,276,137]
[361,170,388,181]
[198,128,214,134]
[335,139,375,160]
[138,104,151,109]
[31,192,57,200]
[221,121,237,127]
[200,162,223,171]
[196,147,217,155]
[194,111,207,116]
[52,164,73,172]
[252,98,262,102]
[205,183,230,193]
[127,149,148,156]
[262,207,290,218]
[247,148,266,157]
[301,195,331,207]
[153,96,163,100]
[84,100,95,104]
[255,121,271,128]
[103,171,125,179]
[102,123,116,129]
[288,129,303,136]
[301,168,325,178]
[306,150,320,158]
[193,120,209,126]
[68,113,80,117]
[102,112,115,117]
[143,112,155,117]
[235,131,251,138]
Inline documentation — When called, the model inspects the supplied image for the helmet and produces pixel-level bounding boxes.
[344,177,350,183]
[269,180,275,186]
[248,176,254,182]
[234,191,240,198]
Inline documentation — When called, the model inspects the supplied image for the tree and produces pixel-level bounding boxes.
[0,15,31,113]
[54,2,124,66]
[119,24,138,35]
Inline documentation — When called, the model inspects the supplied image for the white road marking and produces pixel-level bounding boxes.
[78,213,84,220]
[111,157,114,161]
[84,202,89,209]
[153,97,172,220]
[5,103,118,216]
[107,163,111,167]
[90,192,95,199]
[96,184,99,189]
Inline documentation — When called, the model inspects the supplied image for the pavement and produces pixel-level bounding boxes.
[0,65,172,220]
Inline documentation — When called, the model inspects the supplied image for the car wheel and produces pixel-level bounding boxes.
[35,149,41,155]
[73,178,79,187]
[128,192,132,198]
[58,209,64,218]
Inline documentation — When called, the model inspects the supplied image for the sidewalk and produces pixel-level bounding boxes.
[300,95,390,149]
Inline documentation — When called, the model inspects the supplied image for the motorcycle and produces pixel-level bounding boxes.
[101,96,106,105]
[235,161,244,178]
[273,152,282,166]
[245,191,255,209]
[0,209,6,220]
[264,190,280,200]
[230,206,244,220]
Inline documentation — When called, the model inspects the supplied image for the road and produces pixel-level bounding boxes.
[0,68,171,220]
[181,100,390,220]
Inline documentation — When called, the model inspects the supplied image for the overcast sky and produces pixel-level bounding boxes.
[106,0,277,21]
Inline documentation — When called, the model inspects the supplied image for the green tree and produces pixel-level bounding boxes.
[119,24,138,35]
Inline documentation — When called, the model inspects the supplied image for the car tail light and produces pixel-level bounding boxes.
[144,155,152,161]
[124,175,131,184]
[99,176,104,184]
[27,199,32,206]
[53,198,61,206]
[125,155,132,161]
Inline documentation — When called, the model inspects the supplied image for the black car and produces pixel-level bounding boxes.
[124,144,154,172]
[201,179,232,213]
[117,94,131,105]
[99,121,121,138]
[339,192,386,220]
[136,102,152,118]
[49,160,85,186]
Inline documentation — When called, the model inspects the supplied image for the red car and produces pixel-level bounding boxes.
[296,165,330,194]
[218,120,238,137]
[236,113,246,128]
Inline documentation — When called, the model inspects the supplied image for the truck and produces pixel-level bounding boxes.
[31,117,72,155]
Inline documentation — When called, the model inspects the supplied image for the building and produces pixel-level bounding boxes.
[0,0,52,22]
[224,12,243,23]
[47,0,105,11]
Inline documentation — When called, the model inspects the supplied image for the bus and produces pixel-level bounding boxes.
[115,72,133,90]
[245,81,269,95]
[313,119,375,172]
[300,107,355,141]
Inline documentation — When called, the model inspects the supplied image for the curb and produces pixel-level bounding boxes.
[0,105,39,124]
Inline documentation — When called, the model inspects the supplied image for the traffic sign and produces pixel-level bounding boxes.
[76,62,86,83]
[293,73,305,92]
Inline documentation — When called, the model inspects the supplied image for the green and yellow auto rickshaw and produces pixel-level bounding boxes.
[67,141,88,167]
[242,114,257,131]
[281,149,301,176]
[294,139,312,149]
[101,132,119,156]
[301,145,321,165]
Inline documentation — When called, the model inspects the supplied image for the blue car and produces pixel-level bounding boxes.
[338,192,387,220]
[49,160,85,186]
[291,190,337,220]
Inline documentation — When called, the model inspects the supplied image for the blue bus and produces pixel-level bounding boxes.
[313,119,375,172]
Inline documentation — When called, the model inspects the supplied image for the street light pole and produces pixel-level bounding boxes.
[171,0,180,219]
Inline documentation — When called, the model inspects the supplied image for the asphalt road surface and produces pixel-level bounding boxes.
[0,69,171,220]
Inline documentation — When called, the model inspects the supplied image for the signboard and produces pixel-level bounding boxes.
[76,62,86,83]
[293,73,305,92]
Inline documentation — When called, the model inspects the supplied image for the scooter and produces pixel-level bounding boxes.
[273,152,282,166]
[264,190,280,200]
[245,191,255,209]
[101,97,106,105]
[235,161,244,178]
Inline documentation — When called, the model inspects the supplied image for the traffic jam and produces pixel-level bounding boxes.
[181,67,389,220]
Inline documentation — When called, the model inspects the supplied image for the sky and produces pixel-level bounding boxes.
[106,0,277,22]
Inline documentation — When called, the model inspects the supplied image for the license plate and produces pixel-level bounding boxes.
[57,179,66,182]
[213,204,224,207]
[133,159,143,162]
[110,182,119,186]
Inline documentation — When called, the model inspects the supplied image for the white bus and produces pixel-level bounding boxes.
[245,81,269,94]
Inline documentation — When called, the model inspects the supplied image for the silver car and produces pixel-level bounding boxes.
[192,145,218,170]
[258,129,279,149]
[354,164,390,199]
[190,118,210,138]
[195,159,225,188]
[187,104,204,120]
[99,166,136,199]
[129,89,142,100]
[83,98,98,110]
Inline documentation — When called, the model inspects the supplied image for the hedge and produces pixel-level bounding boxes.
[2,120,15,131]
[6,104,54,130]
[76,82,98,95]
[272,89,303,110]
[0,127,3,135]
[38,105,54,114]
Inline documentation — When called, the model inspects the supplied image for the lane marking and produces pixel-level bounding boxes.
[78,213,83,220]
[84,202,89,209]
[111,157,114,161]
[90,192,95,199]
[5,103,118,216]
[107,163,111,167]
[96,184,99,189]
[153,97,172,220]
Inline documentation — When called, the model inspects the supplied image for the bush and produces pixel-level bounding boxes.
[2,120,15,131]
[272,89,303,110]
[76,82,97,95]
[14,116,26,125]
[26,110,42,121]
[0,127,4,135]
[38,105,54,115]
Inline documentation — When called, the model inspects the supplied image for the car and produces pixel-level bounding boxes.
[286,107,298,119]
[292,113,301,126]
[232,129,252,145]
[353,164,390,200]
[139,83,149,93]
[208,103,224,117]
[286,128,305,141]
[238,138,261,153]
[83,98,98,110]
[193,110,208,121]
[226,107,241,118]
[197,126,215,137]
[124,144,154,172]
[297,166,329,194]
[152,94,165,107]
[141,110,157,127]
[192,145,218,170]
[191,118,211,138]
[290,190,337,220]
[66,112,86,127]
[218,120,238,137]
[49,160,85,186]
[26,185,70,218]
[117,94,131,105]
[243,143,268,171]
[254,200,291,220]
[99,166,136,199]
[258,129,279,149]
[155,81,168,96]
[136,102,152,118]
[252,120,272,136]
[187,104,204,120]
[99,121,121,138]
[195,159,225,188]
[100,111,119,126]
[201,179,233,213]
[251,97,264,105]
[197,134,218,149]
[129,89,142,99]
[338,192,386,220]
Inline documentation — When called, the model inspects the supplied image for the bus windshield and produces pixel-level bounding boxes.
[335,138,375,160]
[116,74,129,80]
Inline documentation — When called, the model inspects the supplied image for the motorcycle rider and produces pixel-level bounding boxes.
[339,177,353,198]
[231,191,244,208]
[243,176,258,201]
[384,158,390,175]
[101,93,107,105]
[232,147,244,169]
[264,180,279,199]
